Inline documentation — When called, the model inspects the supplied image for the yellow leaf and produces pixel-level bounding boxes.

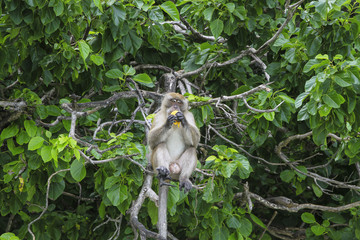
[19,177,24,192]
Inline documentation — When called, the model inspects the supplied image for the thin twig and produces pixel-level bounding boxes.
[28,169,70,240]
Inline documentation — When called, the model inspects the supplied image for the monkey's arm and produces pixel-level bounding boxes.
[180,112,200,147]
[148,113,176,149]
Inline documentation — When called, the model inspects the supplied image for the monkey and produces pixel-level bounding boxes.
[148,92,200,193]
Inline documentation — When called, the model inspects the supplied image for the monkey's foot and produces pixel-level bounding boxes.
[179,180,192,193]
[159,178,176,188]
[156,166,170,179]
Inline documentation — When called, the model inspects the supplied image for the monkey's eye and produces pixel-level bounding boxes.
[177,100,183,104]
[170,99,176,103]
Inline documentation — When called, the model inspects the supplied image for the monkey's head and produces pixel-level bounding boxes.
[162,92,188,114]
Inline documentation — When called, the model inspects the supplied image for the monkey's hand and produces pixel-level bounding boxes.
[156,166,177,187]
[179,179,192,193]
[175,111,187,127]
[166,114,177,128]
[156,166,170,179]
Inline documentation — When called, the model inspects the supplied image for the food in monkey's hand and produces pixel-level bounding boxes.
[170,110,181,128]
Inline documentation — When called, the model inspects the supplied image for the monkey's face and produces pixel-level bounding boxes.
[167,98,183,113]
[163,93,188,114]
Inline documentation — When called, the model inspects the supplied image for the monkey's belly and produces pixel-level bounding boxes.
[166,129,185,160]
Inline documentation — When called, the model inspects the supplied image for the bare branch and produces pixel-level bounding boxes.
[236,191,360,213]
[256,0,305,53]
[180,16,226,43]
[259,211,278,240]
[191,82,273,107]
[0,100,27,110]
[62,192,96,202]
[243,97,284,113]
[37,116,71,127]
[209,125,285,166]
[28,168,70,240]
[275,131,360,191]
[129,173,162,239]
[133,64,173,73]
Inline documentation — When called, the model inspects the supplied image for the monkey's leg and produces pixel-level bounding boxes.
[151,144,176,187]
[176,147,197,193]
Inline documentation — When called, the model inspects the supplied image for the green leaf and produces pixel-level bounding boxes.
[238,217,252,237]
[221,161,238,178]
[107,184,121,206]
[147,201,158,225]
[202,180,214,202]
[7,138,24,155]
[315,54,328,60]
[103,85,122,92]
[36,105,48,119]
[319,104,331,117]
[305,76,316,92]
[90,55,104,66]
[334,75,352,87]
[28,136,44,150]
[212,226,229,240]
[203,7,214,21]
[297,105,309,121]
[93,0,103,13]
[78,40,91,64]
[314,0,328,19]
[312,183,323,197]
[49,180,65,200]
[105,69,124,79]
[226,216,241,229]
[295,165,308,180]
[112,5,126,26]
[263,112,275,121]
[323,92,345,108]
[53,0,64,16]
[123,65,136,76]
[0,232,20,240]
[1,124,19,140]
[24,120,37,137]
[301,212,316,223]
[41,145,52,162]
[123,30,143,55]
[250,214,267,228]
[295,92,309,108]
[148,25,162,49]
[303,59,321,73]
[210,19,224,39]
[47,105,61,116]
[225,3,235,12]
[70,158,86,182]
[307,36,322,56]
[45,18,60,34]
[280,170,295,183]
[311,225,326,236]
[99,201,106,219]
[16,130,30,145]
[168,186,180,216]
[133,73,154,87]
[284,48,296,63]
[105,176,119,190]
[160,1,180,21]
[306,99,317,116]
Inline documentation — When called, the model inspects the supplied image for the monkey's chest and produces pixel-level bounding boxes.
[166,129,185,160]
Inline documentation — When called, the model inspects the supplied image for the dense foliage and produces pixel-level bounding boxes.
[1,0,360,239]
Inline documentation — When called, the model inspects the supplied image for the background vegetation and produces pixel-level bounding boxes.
[1,0,360,239]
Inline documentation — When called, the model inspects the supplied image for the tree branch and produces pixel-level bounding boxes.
[28,169,70,240]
